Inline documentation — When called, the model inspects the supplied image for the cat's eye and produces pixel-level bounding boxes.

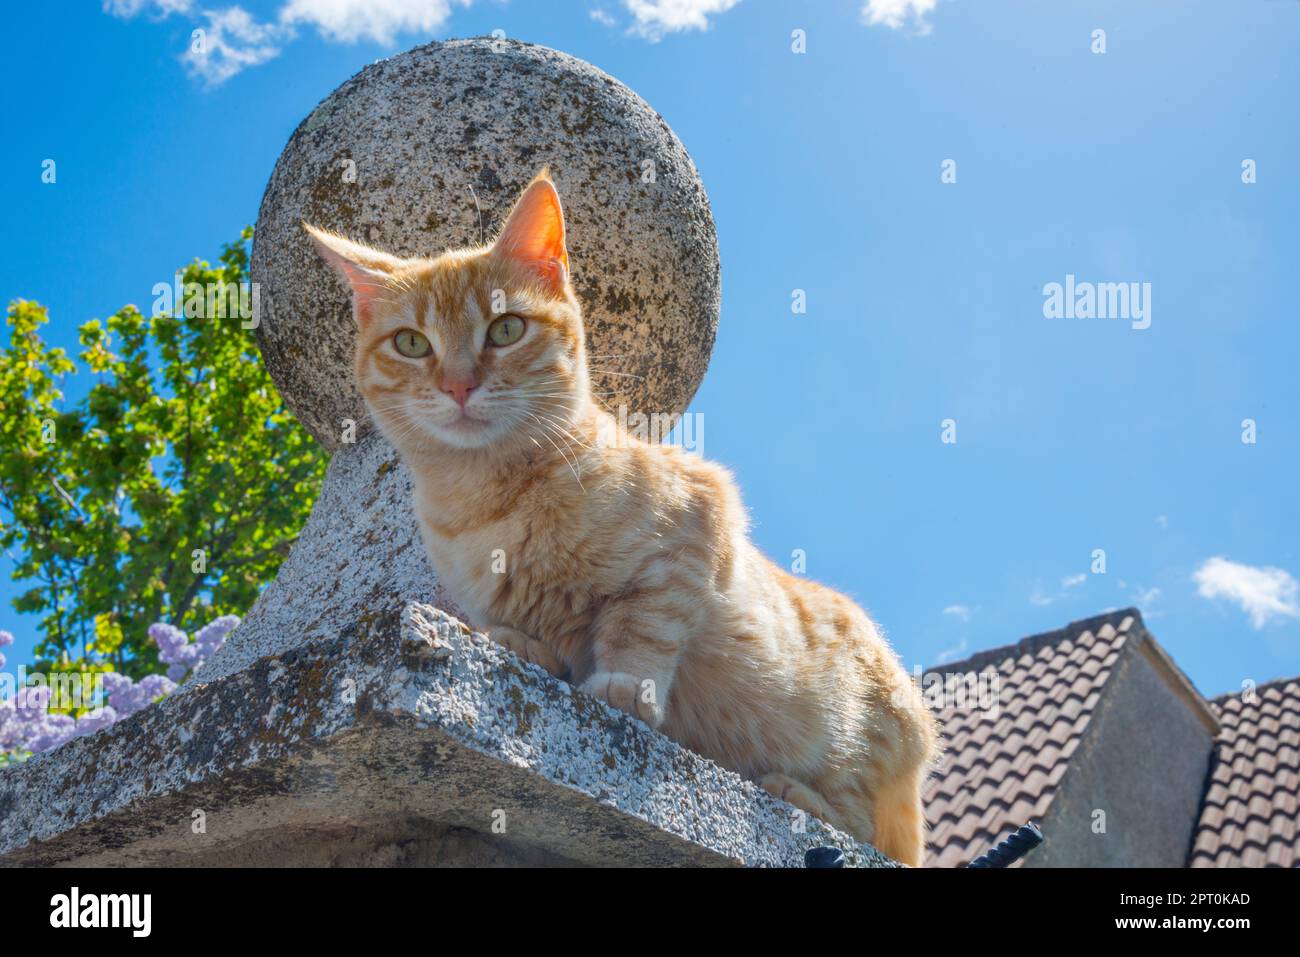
[486,315,526,347]
[393,329,432,358]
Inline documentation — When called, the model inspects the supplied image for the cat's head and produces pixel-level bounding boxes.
[305,171,589,453]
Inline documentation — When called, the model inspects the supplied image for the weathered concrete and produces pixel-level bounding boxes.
[0,604,895,868]
[252,37,721,450]
[190,431,460,687]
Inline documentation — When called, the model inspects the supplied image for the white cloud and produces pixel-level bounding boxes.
[942,604,971,623]
[104,0,193,16]
[183,6,286,86]
[279,0,467,45]
[861,0,938,34]
[1155,514,1169,529]
[108,0,469,85]
[935,636,968,665]
[1194,557,1300,630]
[112,0,753,83]
[622,0,742,40]
[1031,572,1092,606]
[1134,585,1161,608]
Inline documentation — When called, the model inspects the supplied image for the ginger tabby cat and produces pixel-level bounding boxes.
[305,172,939,865]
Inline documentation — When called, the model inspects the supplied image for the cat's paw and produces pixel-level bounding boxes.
[488,627,565,678]
[758,773,836,824]
[580,671,664,727]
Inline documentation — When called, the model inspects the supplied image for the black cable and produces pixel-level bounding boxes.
[966,822,1044,868]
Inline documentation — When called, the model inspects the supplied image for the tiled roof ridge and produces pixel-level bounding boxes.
[1195,798,1300,827]
[1188,745,1249,867]
[1189,837,1291,867]
[1187,672,1300,867]
[1210,673,1300,706]
[927,755,1070,807]
[929,607,1142,676]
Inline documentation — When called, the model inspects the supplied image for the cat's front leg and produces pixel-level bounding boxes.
[578,598,687,729]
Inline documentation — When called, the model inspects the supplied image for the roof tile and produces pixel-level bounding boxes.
[1189,676,1300,868]
[923,610,1136,867]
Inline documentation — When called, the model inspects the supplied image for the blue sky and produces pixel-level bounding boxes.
[2,0,1298,698]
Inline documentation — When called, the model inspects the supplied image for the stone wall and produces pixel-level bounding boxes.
[0,605,894,868]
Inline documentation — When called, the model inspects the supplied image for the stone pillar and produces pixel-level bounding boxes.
[0,40,896,868]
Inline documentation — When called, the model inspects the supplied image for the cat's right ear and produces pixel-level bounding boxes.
[303,223,404,325]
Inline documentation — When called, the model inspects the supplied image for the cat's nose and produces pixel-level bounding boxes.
[441,375,479,409]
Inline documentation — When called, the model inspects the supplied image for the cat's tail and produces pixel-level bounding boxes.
[873,673,941,867]
[871,763,930,867]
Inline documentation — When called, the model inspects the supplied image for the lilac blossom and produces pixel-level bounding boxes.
[1,614,237,760]
[193,616,239,663]
[102,671,178,718]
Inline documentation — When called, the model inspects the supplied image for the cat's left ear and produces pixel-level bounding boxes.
[303,223,405,325]
[491,171,569,292]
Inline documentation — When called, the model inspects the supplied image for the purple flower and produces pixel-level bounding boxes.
[72,707,119,737]
[194,615,238,658]
[103,673,145,717]
[149,615,238,676]
[149,622,191,665]
[0,692,77,754]
[137,673,177,701]
[16,685,51,713]
[100,671,177,719]
[0,701,20,751]
[25,712,75,752]
[3,614,236,760]
[101,671,133,700]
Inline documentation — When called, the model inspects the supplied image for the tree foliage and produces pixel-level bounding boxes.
[0,230,327,679]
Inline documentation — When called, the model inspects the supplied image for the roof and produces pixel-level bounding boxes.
[1189,676,1300,867]
[923,609,1137,867]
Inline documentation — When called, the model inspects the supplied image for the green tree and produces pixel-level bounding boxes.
[0,229,327,679]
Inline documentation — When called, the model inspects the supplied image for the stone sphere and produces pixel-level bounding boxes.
[252,38,721,451]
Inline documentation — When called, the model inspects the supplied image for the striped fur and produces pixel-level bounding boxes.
[306,173,940,864]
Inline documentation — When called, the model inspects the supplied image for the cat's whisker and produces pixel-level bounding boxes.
[537,428,595,462]
[524,403,593,454]
[528,409,589,453]
[524,413,585,490]
[533,416,594,452]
